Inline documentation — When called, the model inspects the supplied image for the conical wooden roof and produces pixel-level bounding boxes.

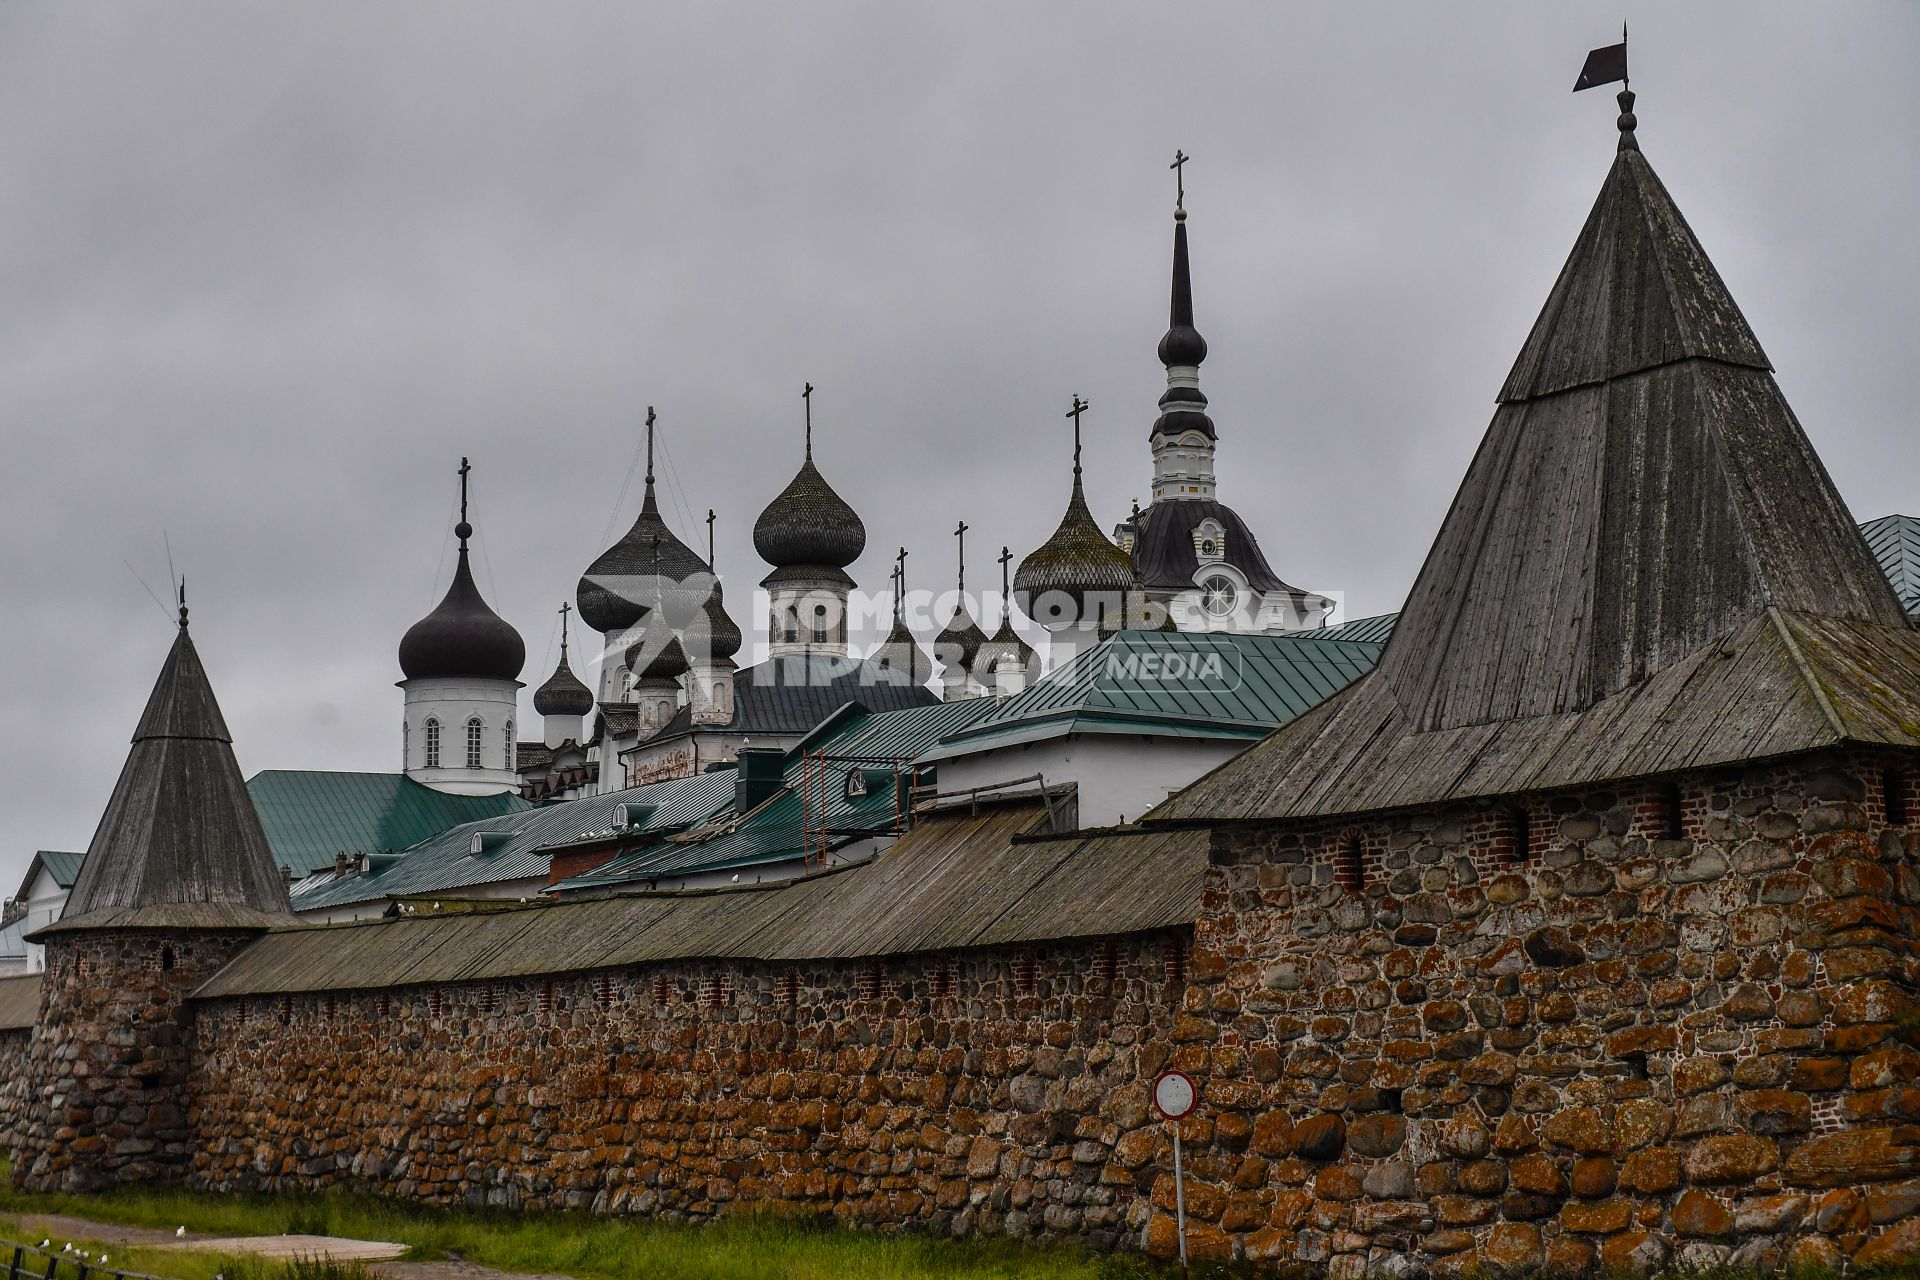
[40,624,293,935]
[1159,126,1918,825]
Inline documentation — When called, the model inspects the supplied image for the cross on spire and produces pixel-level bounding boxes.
[1067,395,1090,474]
[954,520,969,595]
[706,508,717,569]
[558,601,572,658]
[803,382,814,458]
[177,576,189,630]
[895,545,909,620]
[998,545,1013,626]
[457,456,471,522]
[1170,149,1190,214]
[644,406,656,484]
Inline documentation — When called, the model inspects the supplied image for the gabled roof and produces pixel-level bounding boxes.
[45,626,293,935]
[249,771,530,876]
[919,629,1382,763]
[287,769,737,913]
[14,850,84,901]
[1861,514,1920,614]
[1159,125,1918,826]
[555,698,1002,892]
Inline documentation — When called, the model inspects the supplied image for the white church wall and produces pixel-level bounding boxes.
[401,675,522,795]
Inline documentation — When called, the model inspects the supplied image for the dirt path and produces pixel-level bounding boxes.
[2,1216,569,1280]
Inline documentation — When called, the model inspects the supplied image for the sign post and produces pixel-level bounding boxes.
[1153,1069,1197,1266]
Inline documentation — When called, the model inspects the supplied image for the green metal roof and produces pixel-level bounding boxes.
[1316,612,1400,644]
[248,771,531,876]
[287,770,737,912]
[552,698,1001,892]
[26,850,84,891]
[1861,514,1920,614]
[918,629,1384,762]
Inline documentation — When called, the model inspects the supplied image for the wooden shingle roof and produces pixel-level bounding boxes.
[1158,131,1917,826]
[40,626,294,935]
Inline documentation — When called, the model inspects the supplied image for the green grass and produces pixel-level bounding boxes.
[0,1171,1229,1280]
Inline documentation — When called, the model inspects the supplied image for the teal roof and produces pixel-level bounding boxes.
[552,698,1001,892]
[249,771,531,877]
[288,770,737,912]
[30,851,83,891]
[1317,612,1400,644]
[918,629,1384,762]
[1861,514,1920,614]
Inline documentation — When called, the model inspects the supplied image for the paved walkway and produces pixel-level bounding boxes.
[2,1215,568,1280]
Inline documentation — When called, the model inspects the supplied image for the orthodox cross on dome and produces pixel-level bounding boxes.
[1067,395,1090,474]
[644,406,657,484]
[558,601,572,659]
[998,545,1013,623]
[456,456,473,545]
[954,520,969,595]
[1170,149,1189,214]
[706,508,717,569]
[894,545,909,620]
[803,382,815,458]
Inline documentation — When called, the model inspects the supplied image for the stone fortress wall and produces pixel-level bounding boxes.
[4,747,1919,1272]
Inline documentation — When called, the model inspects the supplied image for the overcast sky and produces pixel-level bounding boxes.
[2,3,1915,888]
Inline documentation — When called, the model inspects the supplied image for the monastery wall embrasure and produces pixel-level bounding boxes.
[4,749,1919,1272]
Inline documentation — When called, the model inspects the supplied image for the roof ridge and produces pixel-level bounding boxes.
[1767,607,1851,742]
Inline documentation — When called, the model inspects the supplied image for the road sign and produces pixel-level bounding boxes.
[1153,1070,1196,1120]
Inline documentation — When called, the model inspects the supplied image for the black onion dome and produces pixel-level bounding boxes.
[622,617,691,687]
[694,583,743,662]
[577,485,711,634]
[754,457,866,571]
[399,547,526,681]
[1013,475,1141,625]
[532,646,594,717]
[974,619,1037,676]
[934,601,988,671]
[869,617,933,685]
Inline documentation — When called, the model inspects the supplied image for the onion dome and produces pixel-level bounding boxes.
[625,621,689,682]
[695,582,743,662]
[532,616,594,717]
[577,412,711,633]
[1014,400,1141,627]
[975,545,1037,674]
[399,462,525,682]
[870,616,932,685]
[1153,192,1216,441]
[935,602,988,672]
[753,387,867,573]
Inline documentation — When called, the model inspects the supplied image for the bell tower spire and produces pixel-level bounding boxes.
[1151,150,1218,503]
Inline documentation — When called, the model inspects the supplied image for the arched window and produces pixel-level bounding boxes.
[1334,833,1365,893]
[504,720,515,770]
[782,606,800,645]
[466,717,484,769]
[812,603,828,644]
[423,718,441,769]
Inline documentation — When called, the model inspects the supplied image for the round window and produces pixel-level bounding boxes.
[1200,538,1217,556]
[1201,575,1238,618]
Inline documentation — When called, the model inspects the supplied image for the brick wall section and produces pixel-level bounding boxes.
[1197,749,1920,1274]
[14,930,260,1192]
[189,936,1192,1246]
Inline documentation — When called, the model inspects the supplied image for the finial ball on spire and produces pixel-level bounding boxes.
[455,521,473,542]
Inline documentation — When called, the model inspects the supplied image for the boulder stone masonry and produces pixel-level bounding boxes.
[4,747,1918,1273]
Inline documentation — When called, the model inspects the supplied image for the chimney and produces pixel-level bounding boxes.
[734,747,786,815]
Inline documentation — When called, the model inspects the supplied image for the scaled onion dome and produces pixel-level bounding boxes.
[1014,457,1141,628]
[399,501,525,682]
[974,610,1037,677]
[577,430,711,634]
[686,582,743,664]
[625,612,689,683]
[934,601,988,672]
[532,629,594,717]
[870,615,933,685]
[753,432,867,576]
